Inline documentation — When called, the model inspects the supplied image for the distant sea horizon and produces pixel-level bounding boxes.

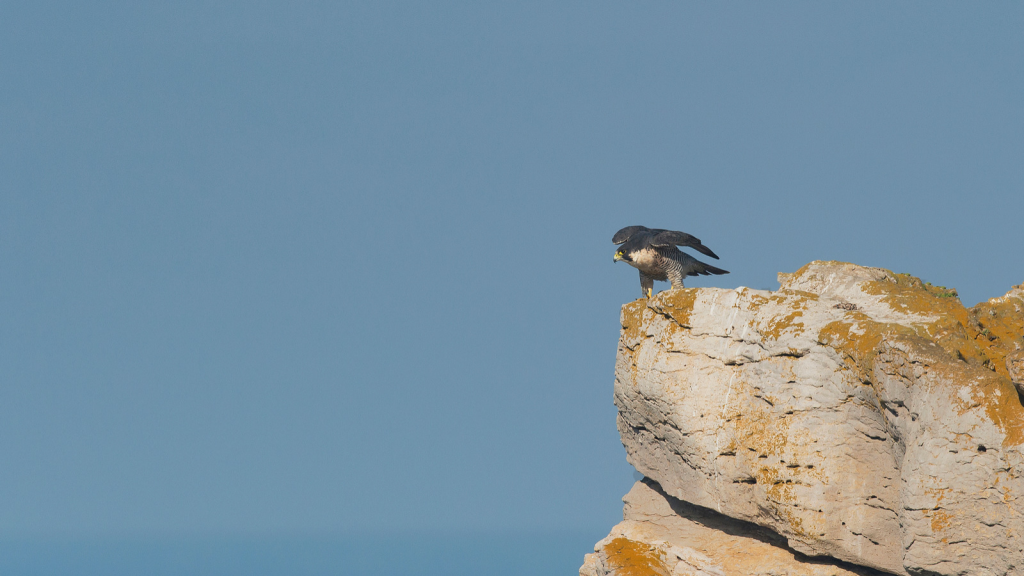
[0,530,600,576]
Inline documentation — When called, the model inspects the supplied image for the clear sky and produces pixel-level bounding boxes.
[1,1,1022,542]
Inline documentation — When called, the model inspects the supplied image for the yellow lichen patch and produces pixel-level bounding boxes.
[924,486,950,505]
[619,300,650,388]
[861,273,992,365]
[807,267,1024,445]
[652,289,698,328]
[994,470,1016,506]
[601,537,671,576]
[757,466,794,503]
[752,292,817,342]
[761,295,798,340]
[857,271,1022,381]
[928,509,953,532]
[733,407,824,538]
[976,373,1024,447]
[914,341,1024,446]
[733,407,789,457]
[621,299,649,348]
[761,309,804,341]
[756,465,812,538]
[817,318,914,381]
[821,316,1024,447]
[971,291,1024,382]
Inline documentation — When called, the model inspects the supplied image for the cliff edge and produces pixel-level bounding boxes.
[583,261,1024,576]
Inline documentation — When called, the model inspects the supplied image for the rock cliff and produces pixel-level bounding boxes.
[583,262,1024,576]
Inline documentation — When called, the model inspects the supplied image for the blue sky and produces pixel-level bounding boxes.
[1,1,1022,540]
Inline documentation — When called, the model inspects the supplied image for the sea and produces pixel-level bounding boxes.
[0,531,598,576]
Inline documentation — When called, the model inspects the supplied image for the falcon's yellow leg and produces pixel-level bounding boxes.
[645,287,652,298]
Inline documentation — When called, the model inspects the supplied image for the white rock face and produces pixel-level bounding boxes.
[581,479,878,576]
[602,262,1024,576]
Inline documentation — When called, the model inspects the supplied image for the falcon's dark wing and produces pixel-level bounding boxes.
[612,225,650,245]
[649,230,720,259]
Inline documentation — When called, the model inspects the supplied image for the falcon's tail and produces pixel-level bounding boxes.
[695,262,729,276]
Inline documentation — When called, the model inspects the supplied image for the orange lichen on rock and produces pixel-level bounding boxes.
[864,275,986,363]
[620,299,650,349]
[811,268,1024,446]
[858,272,1024,381]
[928,509,954,533]
[971,286,1024,383]
[601,537,671,576]
[733,405,789,457]
[649,289,698,328]
[817,316,922,387]
[976,370,1024,447]
[757,293,813,341]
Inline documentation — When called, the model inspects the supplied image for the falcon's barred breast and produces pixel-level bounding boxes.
[612,225,729,298]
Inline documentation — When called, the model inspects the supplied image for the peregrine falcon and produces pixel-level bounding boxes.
[613,225,729,298]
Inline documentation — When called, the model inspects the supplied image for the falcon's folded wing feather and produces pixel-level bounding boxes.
[612,225,650,245]
[650,230,720,259]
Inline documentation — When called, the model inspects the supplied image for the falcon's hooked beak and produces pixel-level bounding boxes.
[614,250,630,263]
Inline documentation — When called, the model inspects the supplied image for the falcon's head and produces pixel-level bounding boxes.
[613,248,633,263]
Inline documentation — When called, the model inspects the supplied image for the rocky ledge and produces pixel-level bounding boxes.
[583,261,1024,576]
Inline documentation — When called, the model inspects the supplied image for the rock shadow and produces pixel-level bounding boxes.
[642,478,893,576]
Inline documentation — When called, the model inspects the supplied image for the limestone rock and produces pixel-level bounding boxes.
[607,262,1024,575]
[1009,350,1024,397]
[581,478,882,576]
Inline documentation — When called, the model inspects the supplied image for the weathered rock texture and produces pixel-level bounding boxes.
[581,478,885,576]
[586,262,1024,576]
